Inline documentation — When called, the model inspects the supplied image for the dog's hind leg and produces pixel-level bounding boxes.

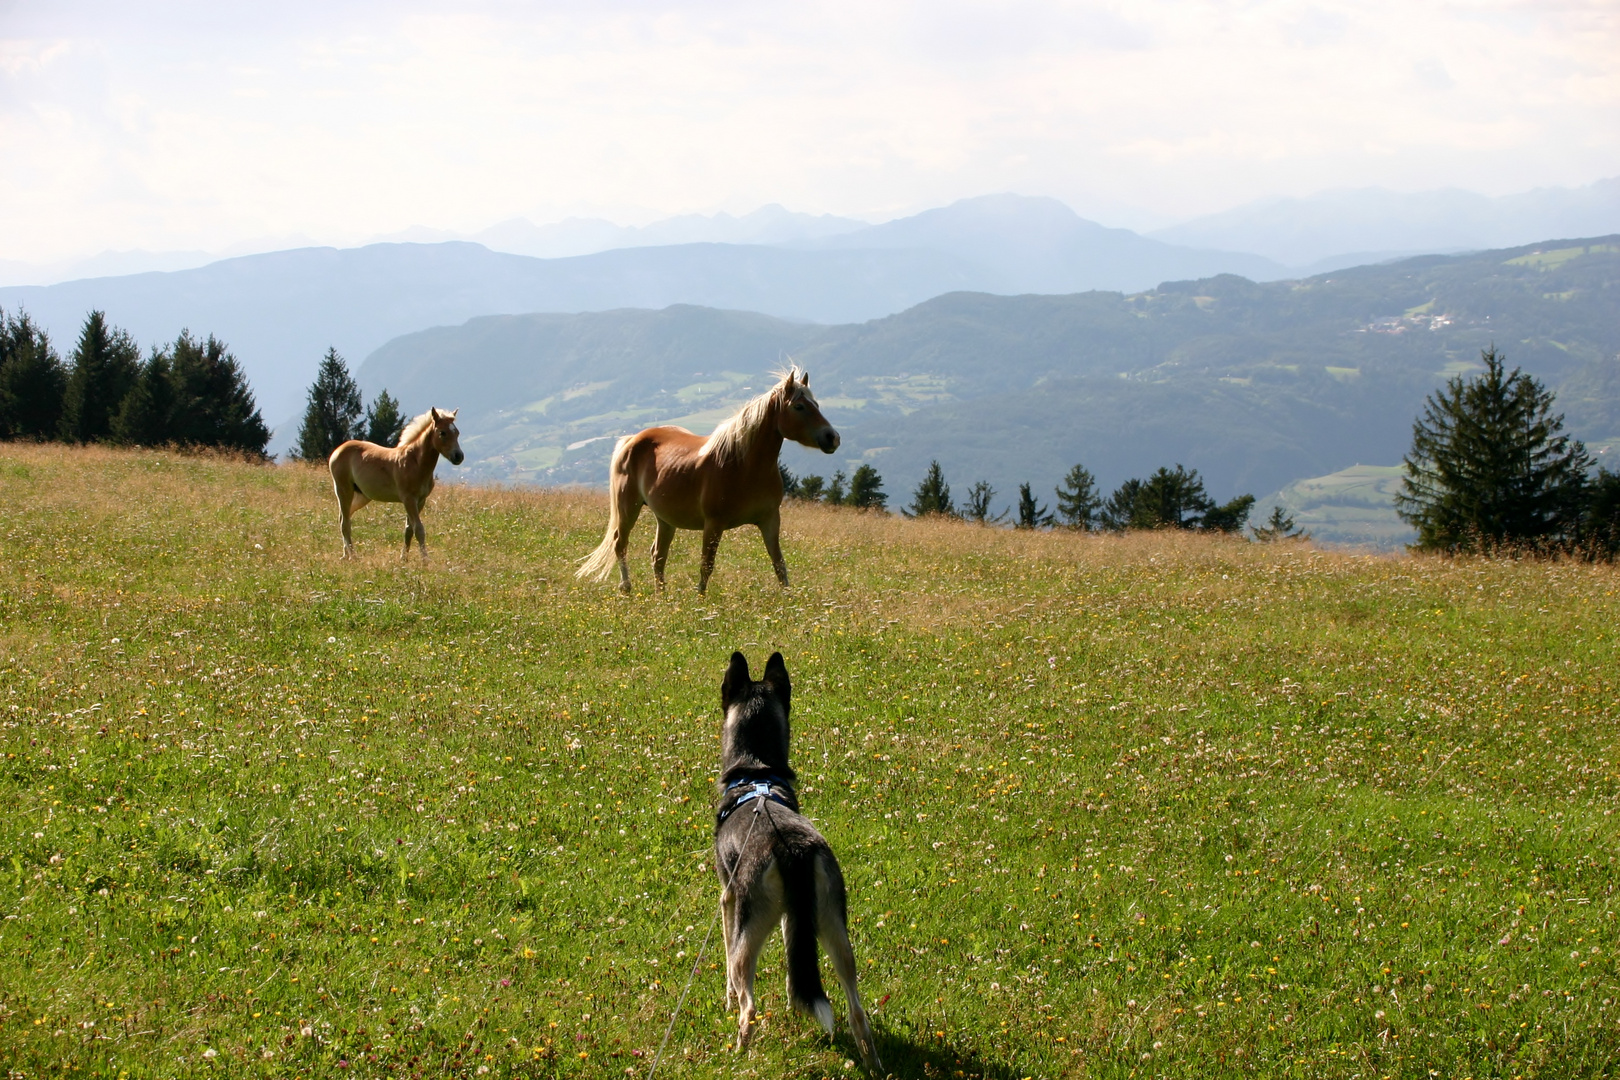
[727,906,775,1053]
[816,858,882,1073]
[720,887,738,1009]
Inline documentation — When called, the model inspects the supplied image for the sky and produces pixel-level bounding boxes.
[2,0,1617,265]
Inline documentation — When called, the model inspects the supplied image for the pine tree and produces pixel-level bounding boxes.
[0,309,66,440]
[1396,346,1590,552]
[963,480,1007,524]
[1201,494,1256,533]
[1054,463,1101,529]
[1250,505,1308,542]
[166,331,271,453]
[363,389,406,447]
[1136,465,1215,528]
[1016,482,1053,529]
[1581,469,1620,559]
[904,460,954,517]
[825,469,847,506]
[295,347,363,461]
[1100,478,1144,531]
[797,474,826,501]
[847,465,887,510]
[59,311,140,442]
[778,462,801,498]
[111,347,175,446]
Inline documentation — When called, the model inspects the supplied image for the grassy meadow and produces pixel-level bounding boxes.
[2,443,1618,1079]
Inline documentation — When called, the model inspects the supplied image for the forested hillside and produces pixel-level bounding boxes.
[359,237,1620,508]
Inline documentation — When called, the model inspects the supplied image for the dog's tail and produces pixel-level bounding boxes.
[575,436,633,582]
[782,851,832,1032]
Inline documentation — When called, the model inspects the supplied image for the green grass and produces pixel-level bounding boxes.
[3,443,1619,1078]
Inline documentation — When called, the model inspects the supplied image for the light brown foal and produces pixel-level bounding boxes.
[327,407,464,559]
[577,367,839,593]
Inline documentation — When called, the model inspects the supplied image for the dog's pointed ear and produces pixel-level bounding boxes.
[721,651,751,711]
[763,651,790,711]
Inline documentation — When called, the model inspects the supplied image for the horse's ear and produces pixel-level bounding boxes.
[430,407,441,421]
[801,370,810,387]
[721,651,751,711]
[448,409,458,419]
[762,651,790,712]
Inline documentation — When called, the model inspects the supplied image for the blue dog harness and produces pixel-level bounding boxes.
[715,774,795,825]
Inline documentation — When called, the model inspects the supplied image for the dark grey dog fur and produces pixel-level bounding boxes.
[712,651,881,1071]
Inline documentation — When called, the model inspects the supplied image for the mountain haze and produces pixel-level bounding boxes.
[356,237,1620,520]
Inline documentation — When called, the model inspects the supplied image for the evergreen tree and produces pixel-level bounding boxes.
[1136,465,1215,528]
[1016,482,1053,529]
[778,462,801,498]
[825,469,847,506]
[1100,478,1144,531]
[295,347,363,461]
[797,474,826,501]
[0,309,66,440]
[1202,494,1257,533]
[363,389,406,446]
[59,311,140,442]
[166,331,270,453]
[904,460,954,517]
[1396,346,1590,552]
[1580,469,1620,559]
[847,465,887,510]
[963,480,1007,524]
[111,347,175,446]
[1054,463,1102,529]
[1250,504,1309,542]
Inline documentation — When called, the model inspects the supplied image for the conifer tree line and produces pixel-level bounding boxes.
[0,307,269,454]
[291,348,404,462]
[779,462,887,509]
[891,457,1269,535]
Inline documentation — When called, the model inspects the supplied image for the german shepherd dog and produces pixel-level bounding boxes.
[713,651,882,1071]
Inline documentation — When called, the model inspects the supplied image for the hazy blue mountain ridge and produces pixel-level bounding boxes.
[356,236,1620,515]
[1152,178,1620,266]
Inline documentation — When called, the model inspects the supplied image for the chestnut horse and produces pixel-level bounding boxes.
[577,368,839,593]
[327,407,464,559]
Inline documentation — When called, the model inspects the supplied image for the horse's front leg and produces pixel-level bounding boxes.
[698,525,724,594]
[401,497,421,560]
[650,518,676,590]
[757,511,789,588]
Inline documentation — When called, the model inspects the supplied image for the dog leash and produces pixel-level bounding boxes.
[647,795,769,1080]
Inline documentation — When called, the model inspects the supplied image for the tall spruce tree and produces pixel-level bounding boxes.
[1101,478,1144,531]
[1016,483,1053,529]
[1136,465,1215,528]
[825,469,848,506]
[1396,346,1590,552]
[363,389,406,446]
[797,474,826,501]
[905,460,955,517]
[0,309,66,440]
[1581,469,1620,559]
[166,332,270,453]
[59,311,140,442]
[111,347,175,446]
[295,348,363,461]
[847,465,887,510]
[1054,463,1102,529]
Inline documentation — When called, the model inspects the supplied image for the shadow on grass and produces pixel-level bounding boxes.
[858,1015,1025,1080]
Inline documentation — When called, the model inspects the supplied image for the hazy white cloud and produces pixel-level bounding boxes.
[1,0,1615,262]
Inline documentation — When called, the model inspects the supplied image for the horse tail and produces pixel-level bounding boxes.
[575,435,634,581]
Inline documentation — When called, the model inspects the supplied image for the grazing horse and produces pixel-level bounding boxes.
[577,367,839,593]
[327,408,464,559]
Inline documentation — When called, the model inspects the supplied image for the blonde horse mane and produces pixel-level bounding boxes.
[702,367,806,467]
[398,409,439,447]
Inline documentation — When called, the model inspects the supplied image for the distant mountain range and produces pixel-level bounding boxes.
[1151,177,1620,269]
[0,195,1287,423]
[355,237,1620,521]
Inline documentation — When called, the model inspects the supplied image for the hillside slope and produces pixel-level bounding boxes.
[360,236,1620,510]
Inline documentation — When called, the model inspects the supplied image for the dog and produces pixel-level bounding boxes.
[712,651,882,1071]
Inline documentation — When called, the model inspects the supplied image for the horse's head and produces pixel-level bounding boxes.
[719,651,793,776]
[776,369,839,455]
[430,408,465,465]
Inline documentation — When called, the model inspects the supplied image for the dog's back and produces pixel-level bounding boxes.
[713,652,880,1072]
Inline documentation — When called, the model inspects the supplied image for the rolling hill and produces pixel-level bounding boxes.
[356,237,1620,520]
[0,196,1285,425]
